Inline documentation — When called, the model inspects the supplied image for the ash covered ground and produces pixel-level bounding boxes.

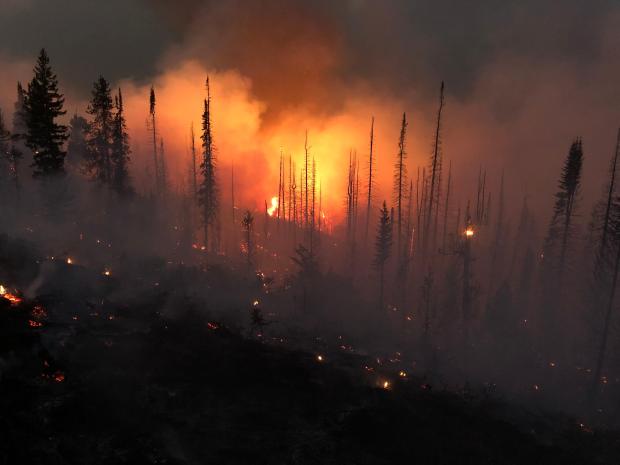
[0,233,618,465]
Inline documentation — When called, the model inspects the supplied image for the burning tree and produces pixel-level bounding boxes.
[242,210,255,268]
[24,49,68,177]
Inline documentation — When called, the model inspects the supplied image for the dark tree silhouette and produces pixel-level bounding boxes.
[374,201,393,311]
[365,116,375,245]
[393,113,407,256]
[543,138,583,280]
[85,76,114,184]
[424,81,445,259]
[198,77,218,251]
[8,82,26,194]
[111,88,132,195]
[589,130,620,398]
[24,49,68,177]
[148,86,159,195]
[242,210,254,268]
[190,123,198,200]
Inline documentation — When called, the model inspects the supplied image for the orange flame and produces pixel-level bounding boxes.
[267,196,278,217]
[0,285,22,306]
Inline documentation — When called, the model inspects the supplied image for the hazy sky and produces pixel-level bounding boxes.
[1,0,619,217]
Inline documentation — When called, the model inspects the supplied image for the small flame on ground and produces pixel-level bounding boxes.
[316,354,324,362]
[465,227,474,237]
[382,380,391,390]
[66,257,73,265]
[0,285,22,306]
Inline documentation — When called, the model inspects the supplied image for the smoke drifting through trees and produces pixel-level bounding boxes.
[3,46,620,431]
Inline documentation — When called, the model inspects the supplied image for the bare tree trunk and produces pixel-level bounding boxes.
[442,161,452,251]
[591,241,620,397]
[365,116,374,245]
[424,82,445,259]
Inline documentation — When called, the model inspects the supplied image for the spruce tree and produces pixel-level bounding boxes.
[111,88,132,195]
[85,76,114,184]
[374,201,393,310]
[198,77,218,251]
[12,82,27,139]
[542,138,583,280]
[540,138,583,349]
[24,49,68,177]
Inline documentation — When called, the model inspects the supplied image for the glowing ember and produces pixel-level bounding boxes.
[31,304,47,319]
[66,257,73,265]
[399,371,407,378]
[382,380,391,390]
[28,320,43,328]
[253,300,260,306]
[465,227,474,237]
[0,285,22,306]
[103,269,111,276]
[316,355,324,362]
[267,196,278,216]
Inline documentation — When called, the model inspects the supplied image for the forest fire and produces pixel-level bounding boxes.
[266,196,278,217]
[2,3,620,461]
[0,285,22,306]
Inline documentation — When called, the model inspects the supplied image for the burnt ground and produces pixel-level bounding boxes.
[0,235,619,464]
[0,299,619,464]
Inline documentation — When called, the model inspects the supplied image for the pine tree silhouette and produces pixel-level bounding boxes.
[24,49,68,177]
[374,201,393,311]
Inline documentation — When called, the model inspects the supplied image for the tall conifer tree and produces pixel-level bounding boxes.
[24,49,68,177]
